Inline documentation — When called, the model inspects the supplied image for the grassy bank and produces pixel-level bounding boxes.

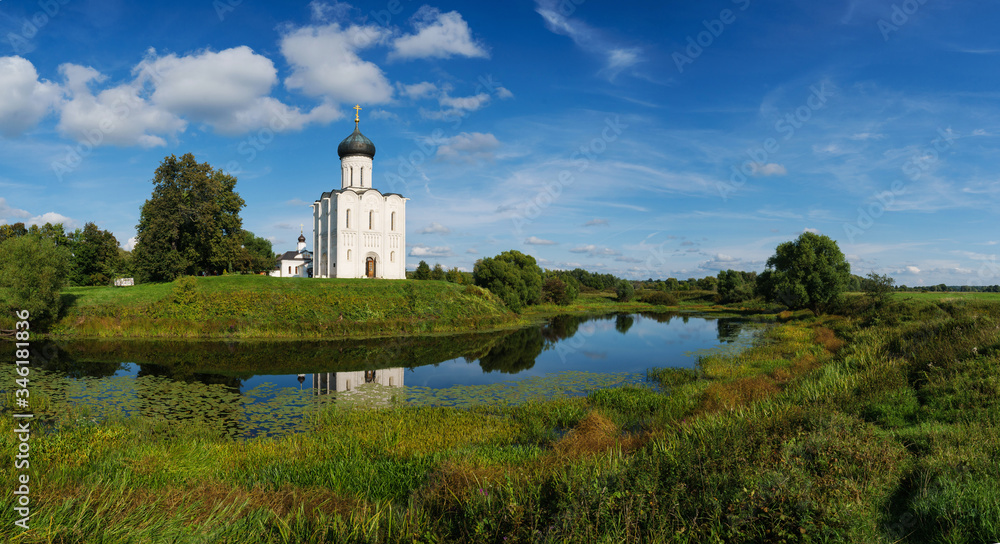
[3,295,997,542]
[48,275,522,339]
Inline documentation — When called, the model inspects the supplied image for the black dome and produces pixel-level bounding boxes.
[298,233,306,243]
[337,125,376,159]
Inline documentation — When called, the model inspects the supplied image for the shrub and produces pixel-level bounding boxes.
[473,250,543,313]
[0,234,73,329]
[615,279,635,302]
[640,290,677,306]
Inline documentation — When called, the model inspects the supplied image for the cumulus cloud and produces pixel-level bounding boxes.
[466,248,478,254]
[0,56,61,137]
[436,132,500,162]
[525,236,557,245]
[421,91,492,120]
[803,227,821,234]
[906,265,921,274]
[280,22,394,104]
[418,222,451,234]
[584,218,609,227]
[409,244,452,257]
[390,7,488,60]
[28,212,79,228]
[57,62,186,147]
[141,47,339,135]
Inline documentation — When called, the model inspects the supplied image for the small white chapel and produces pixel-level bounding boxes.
[311,106,407,279]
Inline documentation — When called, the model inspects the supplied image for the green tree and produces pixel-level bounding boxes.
[862,272,896,312]
[0,222,27,244]
[445,267,464,284]
[716,269,757,304]
[473,250,543,313]
[696,276,718,292]
[132,154,246,282]
[430,263,446,280]
[239,231,275,274]
[757,232,851,315]
[72,222,121,286]
[615,279,635,302]
[0,234,73,329]
[414,260,431,280]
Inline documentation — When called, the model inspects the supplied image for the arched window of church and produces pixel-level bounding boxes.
[391,212,396,231]
[346,209,351,228]
[369,210,373,229]
[390,251,395,262]
[347,250,351,261]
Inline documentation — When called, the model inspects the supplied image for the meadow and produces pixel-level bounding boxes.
[48,275,522,339]
[1,293,997,542]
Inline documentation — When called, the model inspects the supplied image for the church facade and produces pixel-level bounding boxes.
[312,108,407,279]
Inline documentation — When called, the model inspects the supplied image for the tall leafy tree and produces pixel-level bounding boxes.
[414,260,431,280]
[133,154,246,282]
[0,234,72,329]
[473,250,543,313]
[238,230,275,274]
[757,232,851,315]
[716,269,758,303]
[72,222,121,286]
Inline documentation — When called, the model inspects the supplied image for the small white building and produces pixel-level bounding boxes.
[270,231,312,278]
[312,107,407,279]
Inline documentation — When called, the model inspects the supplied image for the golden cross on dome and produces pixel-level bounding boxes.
[353,104,362,125]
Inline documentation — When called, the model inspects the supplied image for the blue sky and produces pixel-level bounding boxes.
[1,0,998,285]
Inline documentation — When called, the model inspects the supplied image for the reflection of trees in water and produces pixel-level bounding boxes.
[614,314,635,334]
[478,326,544,374]
[639,311,678,324]
[716,318,745,343]
[541,314,582,342]
[33,342,123,378]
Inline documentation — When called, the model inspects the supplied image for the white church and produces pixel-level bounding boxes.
[311,106,407,279]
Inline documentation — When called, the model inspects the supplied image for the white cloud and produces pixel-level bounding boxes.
[436,132,500,162]
[0,56,61,137]
[421,91,493,120]
[28,212,78,228]
[390,7,488,60]
[803,227,822,234]
[124,236,138,251]
[466,248,478,254]
[906,266,921,274]
[280,22,394,104]
[0,198,31,223]
[584,218,609,227]
[409,244,452,257]
[752,162,788,176]
[534,0,642,79]
[570,244,620,257]
[525,236,557,245]
[309,0,351,22]
[418,222,451,234]
[400,81,438,99]
[140,47,339,135]
[57,62,186,147]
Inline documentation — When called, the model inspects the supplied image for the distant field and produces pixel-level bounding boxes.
[53,275,521,339]
[894,291,1000,301]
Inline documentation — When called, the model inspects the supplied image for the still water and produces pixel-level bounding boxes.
[8,313,757,438]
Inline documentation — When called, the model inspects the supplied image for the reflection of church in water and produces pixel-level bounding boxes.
[308,367,405,395]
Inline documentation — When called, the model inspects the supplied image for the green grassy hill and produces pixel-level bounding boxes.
[51,275,520,339]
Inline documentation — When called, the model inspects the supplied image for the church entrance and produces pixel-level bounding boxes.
[366,257,376,278]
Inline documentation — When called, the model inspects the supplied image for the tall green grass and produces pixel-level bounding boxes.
[3,296,999,542]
